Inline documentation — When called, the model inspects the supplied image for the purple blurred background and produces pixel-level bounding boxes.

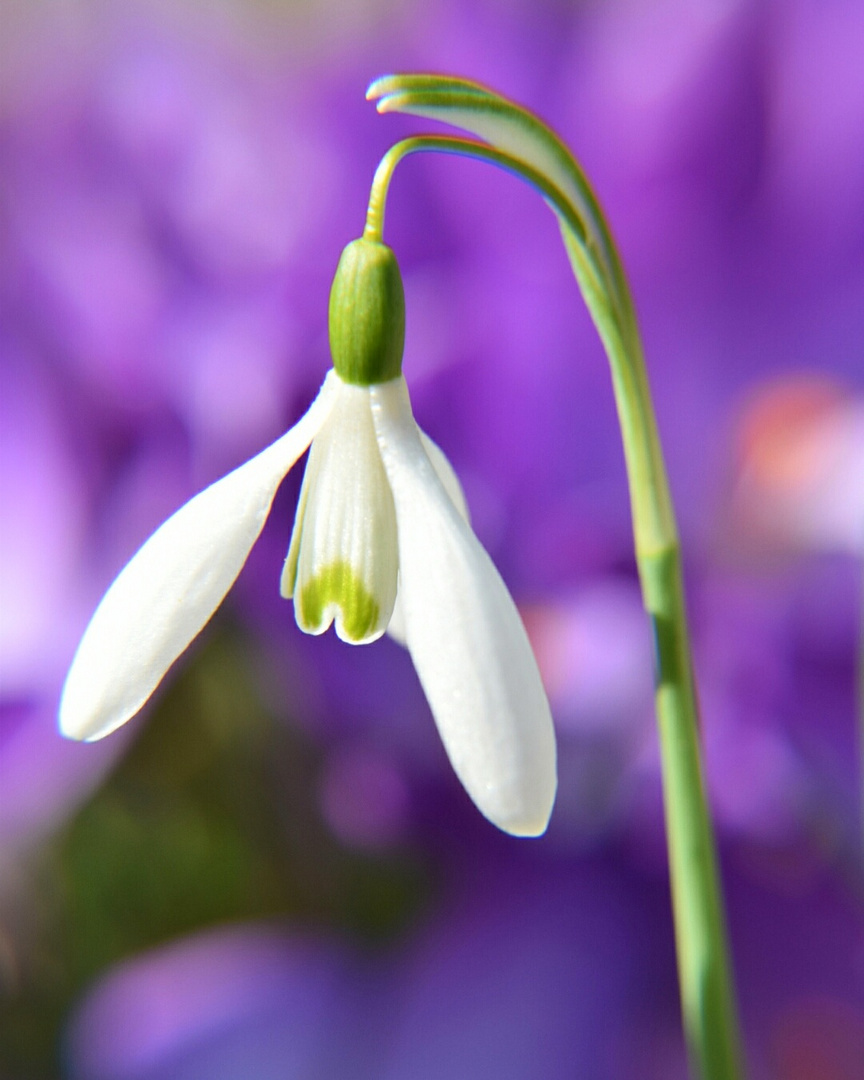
[1,1,862,1077]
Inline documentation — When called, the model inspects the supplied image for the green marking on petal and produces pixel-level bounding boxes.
[298,560,381,643]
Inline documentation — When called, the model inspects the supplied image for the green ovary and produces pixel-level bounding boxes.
[298,561,380,643]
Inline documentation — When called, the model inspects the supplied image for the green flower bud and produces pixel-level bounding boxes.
[329,238,405,386]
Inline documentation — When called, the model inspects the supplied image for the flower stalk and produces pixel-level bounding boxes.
[368,75,744,1080]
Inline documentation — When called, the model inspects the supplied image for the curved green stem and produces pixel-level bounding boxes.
[365,134,589,243]
[366,135,675,558]
[368,128,744,1080]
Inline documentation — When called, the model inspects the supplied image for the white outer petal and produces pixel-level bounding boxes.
[60,373,338,742]
[386,428,469,647]
[371,377,557,836]
[416,429,470,521]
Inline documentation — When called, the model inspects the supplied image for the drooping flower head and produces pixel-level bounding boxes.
[60,237,558,837]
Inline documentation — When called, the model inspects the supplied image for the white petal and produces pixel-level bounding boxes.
[417,429,470,522]
[60,373,338,742]
[283,379,398,644]
[371,377,557,836]
[386,428,469,646]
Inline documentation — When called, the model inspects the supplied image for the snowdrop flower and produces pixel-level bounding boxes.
[60,238,557,836]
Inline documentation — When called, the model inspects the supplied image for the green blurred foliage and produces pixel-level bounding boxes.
[0,625,430,1078]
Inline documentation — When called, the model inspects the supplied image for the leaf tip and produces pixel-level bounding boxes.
[366,75,396,102]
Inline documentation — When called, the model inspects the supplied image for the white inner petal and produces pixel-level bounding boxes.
[284,379,398,645]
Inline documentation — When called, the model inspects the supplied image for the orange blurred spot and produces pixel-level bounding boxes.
[731,374,864,554]
[772,997,864,1080]
[737,376,845,491]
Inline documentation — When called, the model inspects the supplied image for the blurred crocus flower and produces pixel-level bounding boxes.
[59,238,557,837]
[732,377,864,556]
